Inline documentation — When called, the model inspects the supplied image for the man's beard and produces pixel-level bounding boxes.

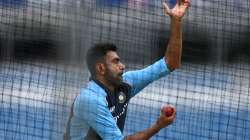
[105,71,123,88]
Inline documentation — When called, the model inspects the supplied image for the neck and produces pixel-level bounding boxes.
[94,76,115,93]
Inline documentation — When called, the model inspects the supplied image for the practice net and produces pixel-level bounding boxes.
[0,0,249,140]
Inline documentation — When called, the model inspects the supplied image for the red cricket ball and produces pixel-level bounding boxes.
[161,105,174,117]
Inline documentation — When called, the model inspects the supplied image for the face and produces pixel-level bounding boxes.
[103,51,125,87]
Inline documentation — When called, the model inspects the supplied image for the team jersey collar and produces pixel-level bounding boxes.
[91,78,114,95]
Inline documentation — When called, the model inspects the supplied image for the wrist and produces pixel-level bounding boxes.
[171,17,182,23]
[155,118,164,129]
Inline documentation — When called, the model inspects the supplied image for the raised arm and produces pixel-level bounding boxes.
[123,0,190,97]
[163,0,190,71]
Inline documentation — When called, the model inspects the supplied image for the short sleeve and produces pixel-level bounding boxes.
[123,58,170,97]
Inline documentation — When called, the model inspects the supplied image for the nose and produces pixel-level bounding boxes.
[119,62,125,70]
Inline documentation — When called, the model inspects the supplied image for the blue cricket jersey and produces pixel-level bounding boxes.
[69,58,170,140]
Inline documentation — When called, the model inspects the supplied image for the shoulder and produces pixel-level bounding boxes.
[80,81,107,99]
[74,82,108,112]
[78,88,107,105]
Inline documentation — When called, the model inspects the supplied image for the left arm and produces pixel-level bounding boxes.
[123,0,190,96]
[163,0,190,71]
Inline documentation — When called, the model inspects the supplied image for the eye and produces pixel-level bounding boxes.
[113,58,120,64]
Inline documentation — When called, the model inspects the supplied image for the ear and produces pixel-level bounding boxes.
[96,63,105,75]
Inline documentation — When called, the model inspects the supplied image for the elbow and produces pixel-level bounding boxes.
[165,53,182,72]
[165,57,181,72]
[168,64,180,72]
[165,58,181,72]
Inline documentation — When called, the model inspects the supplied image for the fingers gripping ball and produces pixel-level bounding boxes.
[161,105,174,117]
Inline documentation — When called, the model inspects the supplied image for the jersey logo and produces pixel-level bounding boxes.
[118,92,126,104]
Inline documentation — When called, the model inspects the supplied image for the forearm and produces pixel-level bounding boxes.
[123,103,176,140]
[165,18,182,71]
[124,123,162,140]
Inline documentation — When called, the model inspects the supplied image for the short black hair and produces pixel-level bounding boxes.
[86,43,117,77]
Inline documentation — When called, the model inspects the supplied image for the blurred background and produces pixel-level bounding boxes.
[0,0,249,140]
